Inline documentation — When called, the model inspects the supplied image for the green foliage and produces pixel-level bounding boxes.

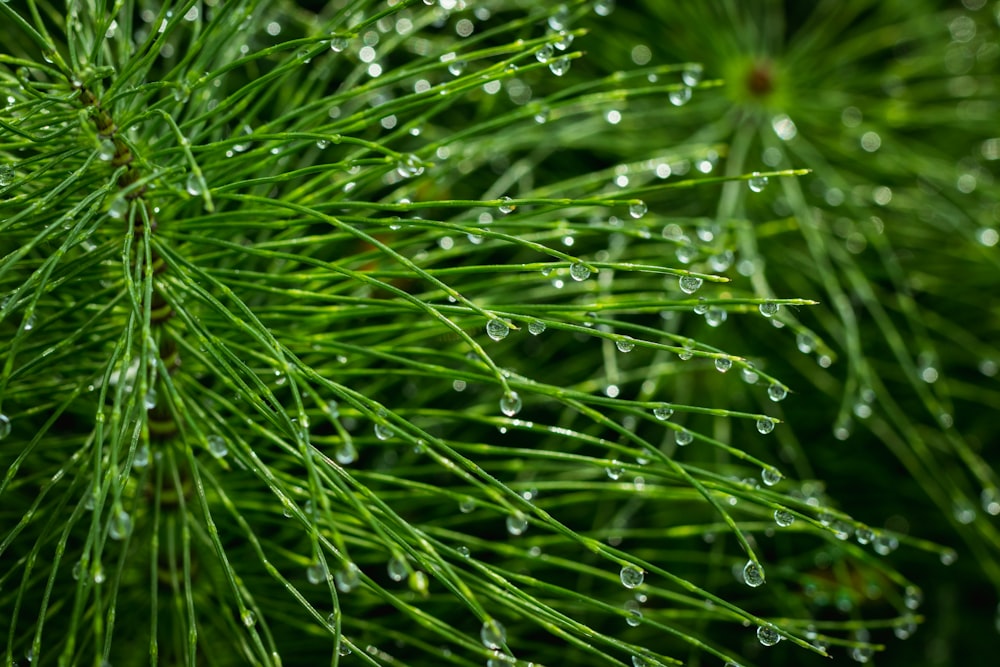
[1,1,997,666]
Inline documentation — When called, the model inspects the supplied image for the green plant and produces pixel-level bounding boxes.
[1,1,996,666]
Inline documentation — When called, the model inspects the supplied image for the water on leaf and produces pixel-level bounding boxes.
[185,173,202,196]
[616,338,635,353]
[743,560,765,587]
[98,138,116,161]
[480,619,506,649]
[498,196,515,214]
[605,461,624,480]
[0,414,10,440]
[767,383,788,402]
[499,391,522,416]
[593,0,616,16]
[506,512,528,536]
[903,585,922,610]
[682,63,703,86]
[678,275,703,294]
[307,562,328,584]
[747,172,769,193]
[330,35,349,52]
[569,262,591,281]
[486,319,510,341]
[528,320,546,335]
[714,357,732,373]
[207,434,228,458]
[675,429,693,446]
[387,557,407,582]
[705,308,727,327]
[757,625,781,646]
[774,509,795,527]
[628,200,647,219]
[761,467,782,486]
[759,302,780,317]
[669,86,692,106]
[756,417,775,434]
[549,57,571,76]
[619,564,644,589]
[624,599,642,626]
[109,509,132,540]
[335,563,360,592]
[653,404,673,420]
[395,154,424,178]
[0,164,14,186]
[335,441,356,464]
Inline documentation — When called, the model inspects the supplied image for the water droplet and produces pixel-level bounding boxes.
[307,561,328,584]
[741,366,759,384]
[447,59,466,76]
[628,201,647,219]
[894,618,918,640]
[93,564,106,584]
[536,44,554,63]
[395,154,424,178]
[457,545,470,557]
[761,467,782,486]
[767,384,787,402]
[616,338,635,353]
[747,172,769,193]
[335,563,360,592]
[569,262,591,281]
[605,461,624,480]
[241,609,257,627]
[981,488,1000,516]
[506,512,528,536]
[593,0,616,16]
[528,320,546,335]
[185,173,202,196]
[0,164,14,187]
[207,434,228,458]
[674,429,693,446]
[459,496,476,513]
[108,196,128,220]
[669,86,692,106]
[693,298,709,315]
[109,509,132,540]
[549,57,571,76]
[653,404,673,420]
[774,509,795,527]
[903,585,922,610]
[855,527,874,545]
[756,417,775,435]
[624,599,642,626]
[374,419,394,441]
[387,556,407,582]
[133,444,150,469]
[743,560,765,587]
[705,308,727,327]
[335,441,357,464]
[498,196,515,214]
[0,413,10,440]
[500,392,522,417]
[481,619,506,649]
[677,348,693,361]
[940,549,957,565]
[682,64,703,86]
[758,302,779,317]
[326,400,340,418]
[486,319,510,341]
[678,275,703,294]
[620,564,645,589]
[548,5,571,30]
[330,35,349,52]
[96,138,116,162]
[714,357,732,373]
[756,625,781,646]
[796,332,816,354]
